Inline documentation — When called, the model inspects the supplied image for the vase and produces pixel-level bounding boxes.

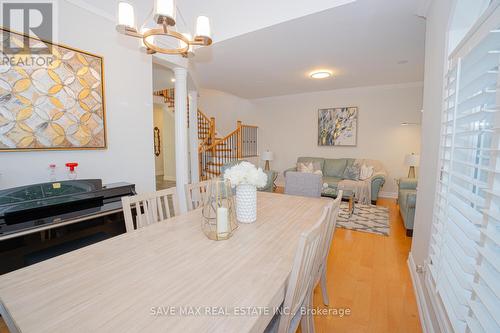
[201,179,238,241]
[235,184,257,223]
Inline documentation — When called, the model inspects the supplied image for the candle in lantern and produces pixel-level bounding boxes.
[217,207,229,235]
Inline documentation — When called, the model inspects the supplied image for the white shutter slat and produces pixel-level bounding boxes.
[476,259,500,301]
[478,245,500,273]
[471,281,500,329]
[465,314,486,333]
[469,299,499,333]
[438,274,468,333]
[427,9,500,333]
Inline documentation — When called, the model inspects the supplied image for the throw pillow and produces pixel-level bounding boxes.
[359,164,374,180]
[297,162,314,173]
[313,169,323,176]
[343,165,360,181]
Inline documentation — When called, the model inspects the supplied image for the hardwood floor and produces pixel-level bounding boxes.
[309,198,422,333]
[0,197,421,333]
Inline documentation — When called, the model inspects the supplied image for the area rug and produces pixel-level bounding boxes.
[336,202,390,236]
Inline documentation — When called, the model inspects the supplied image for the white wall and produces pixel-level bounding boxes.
[199,89,257,136]
[410,0,453,275]
[248,83,423,194]
[0,1,155,193]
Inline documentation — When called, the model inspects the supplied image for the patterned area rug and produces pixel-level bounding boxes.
[337,202,390,236]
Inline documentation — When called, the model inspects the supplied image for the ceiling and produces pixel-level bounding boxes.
[79,0,425,99]
[78,0,356,42]
[191,0,426,98]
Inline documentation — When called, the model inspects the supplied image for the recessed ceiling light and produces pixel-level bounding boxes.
[171,78,176,82]
[310,70,332,79]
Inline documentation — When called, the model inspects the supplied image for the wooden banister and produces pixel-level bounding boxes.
[155,91,259,180]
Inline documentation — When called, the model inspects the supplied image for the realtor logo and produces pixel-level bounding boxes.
[2,2,53,54]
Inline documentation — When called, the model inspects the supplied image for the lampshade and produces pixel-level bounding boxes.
[261,151,274,161]
[195,16,211,38]
[118,2,135,28]
[404,153,420,166]
[154,0,175,23]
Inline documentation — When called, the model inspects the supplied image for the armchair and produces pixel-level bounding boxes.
[284,171,322,197]
[398,178,417,236]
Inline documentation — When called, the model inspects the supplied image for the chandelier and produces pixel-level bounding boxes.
[116,0,212,57]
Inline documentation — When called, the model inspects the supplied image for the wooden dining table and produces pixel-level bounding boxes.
[0,192,330,333]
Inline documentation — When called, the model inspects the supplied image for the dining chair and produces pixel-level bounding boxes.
[265,206,330,333]
[185,180,210,211]
[316,190,343,306]
[284,171,322,197]
[121,187,180,232]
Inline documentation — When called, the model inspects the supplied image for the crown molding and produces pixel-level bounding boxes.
[64,0,115,22]
[416,0,433,18]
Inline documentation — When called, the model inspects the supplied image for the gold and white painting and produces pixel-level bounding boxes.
[0,28,106,151]
[318,107,358,146]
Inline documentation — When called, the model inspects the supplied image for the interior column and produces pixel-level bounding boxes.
[188,90,199,184]
[174,67,189,213]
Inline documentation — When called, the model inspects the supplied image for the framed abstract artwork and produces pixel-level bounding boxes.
[318,107,358,146]
[0,28,106,151]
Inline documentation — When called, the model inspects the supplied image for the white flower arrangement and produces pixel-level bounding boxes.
[223,161,268,188]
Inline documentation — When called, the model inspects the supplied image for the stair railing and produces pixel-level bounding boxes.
[198,120,258,180]
[197,110,211,140]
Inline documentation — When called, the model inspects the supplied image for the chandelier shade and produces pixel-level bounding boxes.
[117,2,135,29]
[195,16,211,39]
[115,0,212,57]
[154,0,176,25]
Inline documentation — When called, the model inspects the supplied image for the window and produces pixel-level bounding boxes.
[427,3,500,333]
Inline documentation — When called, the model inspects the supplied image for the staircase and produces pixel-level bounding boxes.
[197,110,258,180]
[154,88,259,180]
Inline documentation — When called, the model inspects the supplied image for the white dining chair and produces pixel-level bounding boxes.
[121,187,180,232]
[265,206,330,333]
[185,180,210,211]
[316,190,343,306]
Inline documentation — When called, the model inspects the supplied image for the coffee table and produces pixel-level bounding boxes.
[322,186,356,216]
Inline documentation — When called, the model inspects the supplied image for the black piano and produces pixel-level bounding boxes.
[0,179,135,274]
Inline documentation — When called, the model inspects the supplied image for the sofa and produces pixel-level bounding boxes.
[285,157,386,204]
[398,178,417,237]
[220,160,276,193]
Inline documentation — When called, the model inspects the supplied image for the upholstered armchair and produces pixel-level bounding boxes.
[220,160,276,192]
[284,171,322,197]
[398,178,417,236]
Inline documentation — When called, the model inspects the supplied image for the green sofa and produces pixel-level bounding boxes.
[220,160,276,193]
[398,178,417,237]
[285,157,386,204]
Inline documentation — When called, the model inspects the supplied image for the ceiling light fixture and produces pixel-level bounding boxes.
[116,0,212,57]
[310,70,332,79]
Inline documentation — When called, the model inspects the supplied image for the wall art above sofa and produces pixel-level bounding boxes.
[318,107,358,146]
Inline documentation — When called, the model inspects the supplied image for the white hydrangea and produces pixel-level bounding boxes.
[223,161,268,188]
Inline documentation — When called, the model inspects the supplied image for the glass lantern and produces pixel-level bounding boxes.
[201,179,238,240]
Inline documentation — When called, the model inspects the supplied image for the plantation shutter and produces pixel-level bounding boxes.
[426,5,500,333]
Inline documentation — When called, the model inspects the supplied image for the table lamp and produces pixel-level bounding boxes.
[261,150,274,171]
[404,153,420,178]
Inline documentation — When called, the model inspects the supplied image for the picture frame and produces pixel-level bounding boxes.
[318,107,358,146]
[0,27,107,151]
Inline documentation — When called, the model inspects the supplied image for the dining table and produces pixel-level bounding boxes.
[0,192,330,333]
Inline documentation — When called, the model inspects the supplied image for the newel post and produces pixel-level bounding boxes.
[237,121,242,159]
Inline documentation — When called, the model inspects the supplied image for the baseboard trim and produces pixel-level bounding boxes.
[408,253,434,333]
[379,191,398,199]
[163,176,176,181]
